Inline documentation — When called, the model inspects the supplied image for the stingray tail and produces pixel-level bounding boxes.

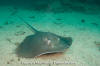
[17,15,38,33]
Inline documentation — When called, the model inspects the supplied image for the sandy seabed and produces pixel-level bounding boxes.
[0,6,100,66]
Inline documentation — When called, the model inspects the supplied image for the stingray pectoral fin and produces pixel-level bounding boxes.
[16,47,42,58]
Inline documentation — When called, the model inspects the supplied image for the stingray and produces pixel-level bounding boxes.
[15,16,73,58]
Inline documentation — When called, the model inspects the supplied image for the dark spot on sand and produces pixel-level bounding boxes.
[29,16,35,19]
[49,64,51,66]
[6,38,12,43]
[7,61,10,64]
[81,19,85,23]
[10,59,14,62]
[0,26,3,29]
[18,58,20,61]
[94,41,100,51]
[13,7,18,10]
[91,23,99,26]
[4,21,9,25]
[94,41,100,45]
[53,22,63,25]
[15,31,26,36]
[11,10,18,16]
[4,21,14,25]
[56,18,62,21]
[16,25,21,28]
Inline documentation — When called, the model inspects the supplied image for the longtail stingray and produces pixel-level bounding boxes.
[15,16,73,58]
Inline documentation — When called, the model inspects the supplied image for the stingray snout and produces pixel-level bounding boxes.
[60,37,73,48]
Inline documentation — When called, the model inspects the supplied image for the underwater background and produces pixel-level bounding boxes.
[0,0,100,66]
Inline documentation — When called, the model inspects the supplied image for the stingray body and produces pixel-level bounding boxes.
[16,17,73,58]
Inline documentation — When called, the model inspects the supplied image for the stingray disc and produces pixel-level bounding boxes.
[16,32,72,58]
[15,16,72,58]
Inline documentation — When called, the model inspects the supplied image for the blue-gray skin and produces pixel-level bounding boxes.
[16,17,72,58]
